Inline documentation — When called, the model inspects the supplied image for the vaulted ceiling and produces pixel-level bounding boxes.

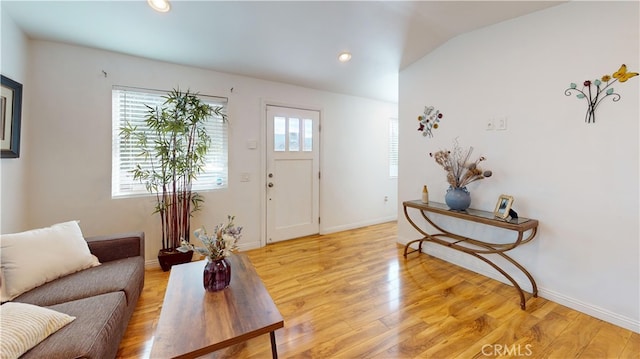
[2,1,563,102]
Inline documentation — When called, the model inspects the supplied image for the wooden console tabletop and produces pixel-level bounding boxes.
[403,200,539,309]
[150,254,284,358]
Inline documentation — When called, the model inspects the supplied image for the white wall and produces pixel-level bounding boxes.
[20,40,397,261]
[399,2,639,332]
[0,9,29,234]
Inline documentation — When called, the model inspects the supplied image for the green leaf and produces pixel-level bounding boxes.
[576,94,585,99]
[606,88,614,95]
[570,83,577,89]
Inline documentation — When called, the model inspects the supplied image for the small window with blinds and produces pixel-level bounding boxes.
[112,86,228,197]
[389,117,398,178]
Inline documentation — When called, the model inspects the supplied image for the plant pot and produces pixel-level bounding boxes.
[445,186,471,211]
[158,248,193,272]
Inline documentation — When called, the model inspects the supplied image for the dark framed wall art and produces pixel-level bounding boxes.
[1,75,23,158]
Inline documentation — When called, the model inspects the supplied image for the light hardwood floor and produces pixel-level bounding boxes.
[117,222,639,358]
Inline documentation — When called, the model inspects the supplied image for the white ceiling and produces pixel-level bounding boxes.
[2,1,563,103]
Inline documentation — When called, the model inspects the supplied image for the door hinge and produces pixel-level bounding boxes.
[319,171,321,179]
[319,217,321,224]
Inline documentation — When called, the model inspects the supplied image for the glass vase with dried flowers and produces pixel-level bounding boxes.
[178,215,242,292]
[430,141,492,211]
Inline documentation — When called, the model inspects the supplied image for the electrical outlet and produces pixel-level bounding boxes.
[486,118,495,131]
[496,117,507,130]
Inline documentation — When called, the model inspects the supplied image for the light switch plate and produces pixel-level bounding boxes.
[486,118,495,131]
[496,117,507,131]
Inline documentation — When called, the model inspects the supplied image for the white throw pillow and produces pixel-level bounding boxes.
[0,302,76,359]
[0,221,100,302]
[0,268,8,303]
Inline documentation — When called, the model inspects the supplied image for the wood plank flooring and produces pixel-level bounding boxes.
[116,222,639,358]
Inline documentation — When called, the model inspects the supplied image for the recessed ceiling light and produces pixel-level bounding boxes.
[148,0,171,13]
[338,52,352,63]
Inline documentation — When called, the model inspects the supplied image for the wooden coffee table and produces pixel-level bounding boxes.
[150,253,284,358]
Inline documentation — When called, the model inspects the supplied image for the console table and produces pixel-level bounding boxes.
[403,200,539,309]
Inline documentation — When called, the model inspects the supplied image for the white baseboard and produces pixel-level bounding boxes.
[145,259,161,269]
[400,238,640,334]
[320,216,397,235]
[539,287,640,333]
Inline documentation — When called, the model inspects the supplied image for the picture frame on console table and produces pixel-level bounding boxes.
[494,194,514,219]
[1,75,23,158]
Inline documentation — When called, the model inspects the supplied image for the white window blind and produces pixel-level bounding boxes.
[389,117,398,178]
[112,86,228,197]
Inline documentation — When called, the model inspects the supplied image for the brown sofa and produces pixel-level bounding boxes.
[11,232,145,359]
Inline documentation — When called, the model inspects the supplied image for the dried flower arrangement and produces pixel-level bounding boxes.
[178,215,242,261]
[430,141,492,188]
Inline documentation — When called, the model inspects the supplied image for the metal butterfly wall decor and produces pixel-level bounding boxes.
[564,64,638,123]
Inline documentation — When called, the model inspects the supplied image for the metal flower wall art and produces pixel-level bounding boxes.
[417,106,443,138]
[565,64,638,123]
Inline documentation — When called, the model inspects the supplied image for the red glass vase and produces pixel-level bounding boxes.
[203,257,231,292]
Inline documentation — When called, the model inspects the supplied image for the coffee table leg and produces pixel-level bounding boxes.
[270,331,278,359]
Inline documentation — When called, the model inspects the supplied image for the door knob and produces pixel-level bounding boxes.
[268,182,274,188]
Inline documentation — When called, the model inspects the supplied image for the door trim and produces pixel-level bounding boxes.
[260,99,323,247]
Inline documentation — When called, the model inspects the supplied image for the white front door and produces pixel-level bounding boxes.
[266,105,320,243]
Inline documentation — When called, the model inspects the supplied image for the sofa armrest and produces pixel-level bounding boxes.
[86,232,145,263]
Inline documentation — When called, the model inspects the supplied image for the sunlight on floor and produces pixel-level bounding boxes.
[387,259,401,311]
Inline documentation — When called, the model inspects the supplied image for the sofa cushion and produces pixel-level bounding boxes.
[14,256,144,308]
[19,292,127,359]
[0,302,76,359]
[0,221,100,302]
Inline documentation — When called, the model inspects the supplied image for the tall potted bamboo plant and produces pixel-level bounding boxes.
[121,89,227,271]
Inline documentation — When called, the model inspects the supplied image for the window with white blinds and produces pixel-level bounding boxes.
[112,86,228,197]
[389,117,399,178]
